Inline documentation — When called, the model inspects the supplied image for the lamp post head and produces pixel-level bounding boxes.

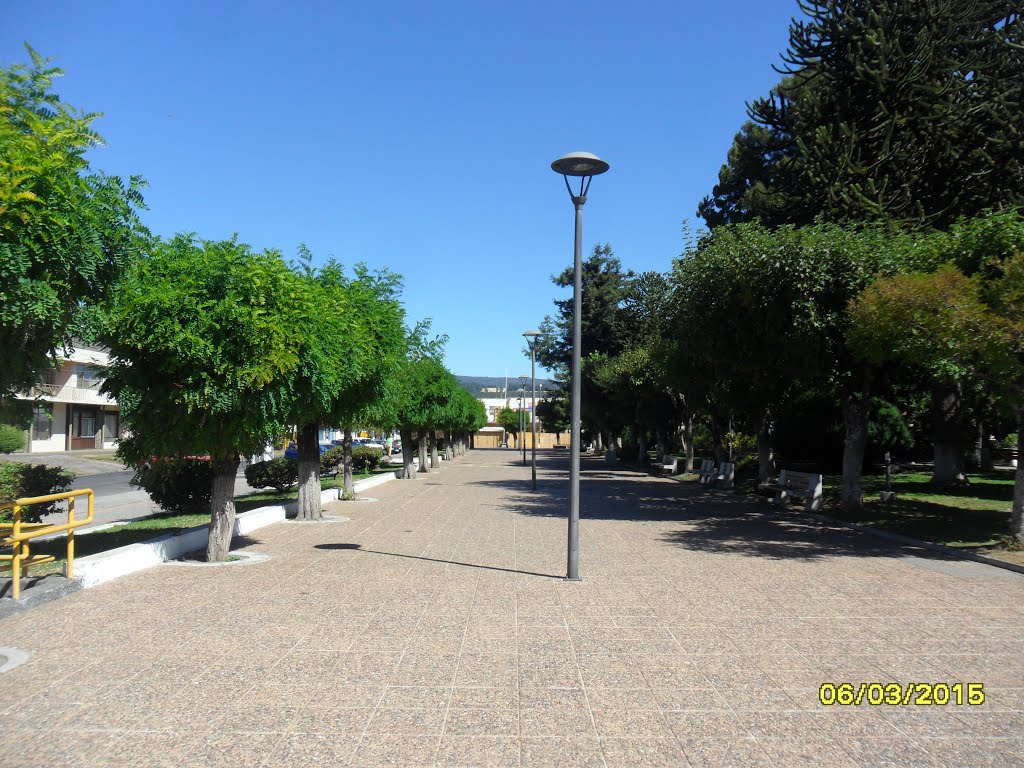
[551,152,609,204]
[551,152,610,177]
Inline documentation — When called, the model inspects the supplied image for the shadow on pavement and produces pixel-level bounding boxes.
[313,542,559,579]
[466,450,953,563]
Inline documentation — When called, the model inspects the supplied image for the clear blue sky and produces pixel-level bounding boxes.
[3,0,796,378]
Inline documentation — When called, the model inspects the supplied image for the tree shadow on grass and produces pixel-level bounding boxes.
[464,454,967,563]
[313,542,558,579]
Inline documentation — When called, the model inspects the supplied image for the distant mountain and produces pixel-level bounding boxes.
[456,375,558,397]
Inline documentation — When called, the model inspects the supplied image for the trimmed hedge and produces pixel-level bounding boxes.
[321,446,344,476]
[245,457,297,493]
[0,424,25,454]
[132,457,213,515]
[0,461,75,523]
[352,445,383,472]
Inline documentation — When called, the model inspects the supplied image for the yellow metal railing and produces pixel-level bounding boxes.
[1,489,94,600]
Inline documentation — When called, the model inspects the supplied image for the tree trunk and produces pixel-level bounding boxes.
[980,422,993,471]
[417,431,430,473]
[757,411,776,484]
[296,421,322,520]
[682,414,694,471]
[635,425,648,466]
[398,427,415,478]
[430,431,440,468]
[841,390,870,512]
[1013,415,1024,541]
[931,382,968,485]
[342,427,354,499]
[207,455,239,562]
[654,430,665,463]
[711,417,725,466]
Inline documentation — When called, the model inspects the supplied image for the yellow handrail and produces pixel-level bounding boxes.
[1,489,94,600]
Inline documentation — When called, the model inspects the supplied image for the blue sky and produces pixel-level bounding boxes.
[3,0,796,378]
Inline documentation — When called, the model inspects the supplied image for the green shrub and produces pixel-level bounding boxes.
[0,424,25,454]
[132,457,213,514]
[0,462,75,523]
[320,446,345,476]
[244,457,297,493]
[352,445,383,472]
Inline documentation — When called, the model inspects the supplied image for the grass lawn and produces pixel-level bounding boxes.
[819,470,1015,549]
[671,464,1021,563]
[3,467,394,578]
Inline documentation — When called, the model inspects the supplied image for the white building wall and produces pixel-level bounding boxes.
[31,405,67,452]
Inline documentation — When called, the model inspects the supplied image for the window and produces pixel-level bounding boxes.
[74,407,98,438]
[76,364,103,390]
[103,411,119,440]
[32,406,51,441]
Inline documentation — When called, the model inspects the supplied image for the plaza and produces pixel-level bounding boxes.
[1,449,1021,767]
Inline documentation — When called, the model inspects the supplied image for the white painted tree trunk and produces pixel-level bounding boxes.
[296,421,322,520]
[207,455,239,562]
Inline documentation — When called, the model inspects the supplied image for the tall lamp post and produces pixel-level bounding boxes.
[551,151,609,581]
[523,331,541,491]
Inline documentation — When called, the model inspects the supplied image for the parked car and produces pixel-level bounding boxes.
[283,442,334,460]
[329,437,385,451]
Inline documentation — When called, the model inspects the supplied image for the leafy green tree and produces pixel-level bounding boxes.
[0,47,149,419]
[285,255,407,516]
[671,221,941,507]
[535,394,569,443]
[498,406,520,446]
[536,244,635,447]
[327,267,406,498]
[100,234,304,561]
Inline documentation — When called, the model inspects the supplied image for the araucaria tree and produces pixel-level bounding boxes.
[101,235,304,561]
[700,2,1023,229]
[0,47,148,419]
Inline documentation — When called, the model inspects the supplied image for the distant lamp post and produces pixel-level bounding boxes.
[523,331,542,491]
[551,151,609,582]
[519,377,529,465]
[517,388,525,456]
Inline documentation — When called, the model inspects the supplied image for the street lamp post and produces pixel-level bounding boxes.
[520,377,529,465]
[517,388,525,459]
[523,331,541,491]
[551,151,609,582]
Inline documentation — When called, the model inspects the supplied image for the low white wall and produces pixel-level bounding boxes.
[72,473,392,589]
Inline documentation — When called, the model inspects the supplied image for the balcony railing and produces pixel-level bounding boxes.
[28,382,113,405]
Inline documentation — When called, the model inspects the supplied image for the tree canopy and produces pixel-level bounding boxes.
[0,47,149,418]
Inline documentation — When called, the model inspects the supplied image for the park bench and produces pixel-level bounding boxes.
[769,469,823,512]
[658,455,678,475]
[714,461,735,489]
[697,458,716,485]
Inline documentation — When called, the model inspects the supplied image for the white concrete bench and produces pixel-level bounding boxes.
[714,461,735,489]
[659,456,678,474]
[697,458,716,485]
[770,469,823,512]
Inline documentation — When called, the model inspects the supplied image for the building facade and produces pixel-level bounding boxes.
[17,344,121,453]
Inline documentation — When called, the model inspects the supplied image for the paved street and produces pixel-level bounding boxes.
[4,451,259,530]
[1,449,1022,767]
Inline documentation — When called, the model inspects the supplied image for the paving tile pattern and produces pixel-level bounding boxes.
[1,450,1023,766]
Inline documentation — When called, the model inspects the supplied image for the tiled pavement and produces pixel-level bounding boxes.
[1,449,1022,767]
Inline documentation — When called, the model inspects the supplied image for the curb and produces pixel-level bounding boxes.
[795,507,1024,578]
[72,472,398,590]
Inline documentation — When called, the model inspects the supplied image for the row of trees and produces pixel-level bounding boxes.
[1,49,485,561]
[536,2,1024,539]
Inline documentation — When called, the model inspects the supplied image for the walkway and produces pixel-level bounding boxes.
[1,449,1021,766]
